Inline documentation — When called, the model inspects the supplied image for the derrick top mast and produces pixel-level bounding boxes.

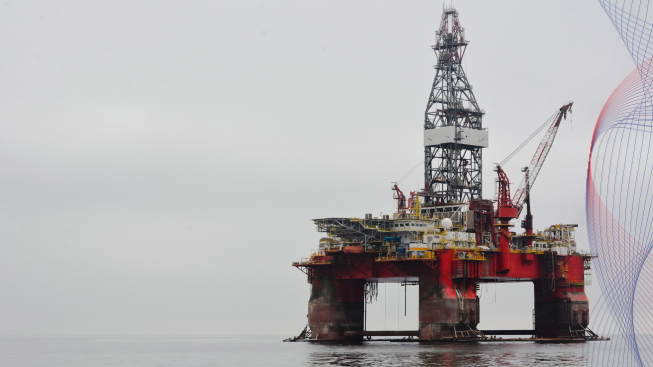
[424,6,487,206]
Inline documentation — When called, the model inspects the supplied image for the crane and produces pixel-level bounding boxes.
[511,102,573,216]
[493,102,572,251]
[391,183,407,213]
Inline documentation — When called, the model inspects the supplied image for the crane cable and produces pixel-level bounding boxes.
[499,110,559,167]
[396,158,425,185]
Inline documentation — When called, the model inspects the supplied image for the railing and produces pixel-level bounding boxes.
[523,249,546,254]
[568,276,592,286]
[429,243,499,252]
[574,249,597,257]
[453,251,486,261]
[293,249,337,265]
[377,254,408,261]
[296,256,336,265]
[376,252,437,261]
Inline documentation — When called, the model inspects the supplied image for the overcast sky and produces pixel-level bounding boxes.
[0,0,635,336]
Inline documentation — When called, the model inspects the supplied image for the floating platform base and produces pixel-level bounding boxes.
[285,328,610,343]
[285,337,611,343]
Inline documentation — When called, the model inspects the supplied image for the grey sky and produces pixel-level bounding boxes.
[0,0,633,336]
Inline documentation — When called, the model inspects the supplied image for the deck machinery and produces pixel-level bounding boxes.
[292,6,593,342]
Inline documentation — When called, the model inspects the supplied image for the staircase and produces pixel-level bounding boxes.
[454,324,488,341]
[569,324,598,340]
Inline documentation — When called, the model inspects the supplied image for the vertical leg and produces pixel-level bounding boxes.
[418,254,479,340]
[534,290,589,337]
[308,272,364,341]
[534,283,589,338]
[534,255,590,338]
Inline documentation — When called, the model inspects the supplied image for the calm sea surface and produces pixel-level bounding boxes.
[0,336,600,366]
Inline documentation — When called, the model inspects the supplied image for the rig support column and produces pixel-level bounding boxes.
[533,254,589,338]
[419,252,479,340]
[307,272,364,341]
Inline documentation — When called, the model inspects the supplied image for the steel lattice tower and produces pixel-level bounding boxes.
[424,7,487,205]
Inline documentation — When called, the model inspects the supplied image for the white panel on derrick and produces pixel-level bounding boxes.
[424,126,489,148]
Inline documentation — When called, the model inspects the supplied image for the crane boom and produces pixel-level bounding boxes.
[512,102,572,215]
[392,183,407,212]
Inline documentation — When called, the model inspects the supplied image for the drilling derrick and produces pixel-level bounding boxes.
[424,7,486,205]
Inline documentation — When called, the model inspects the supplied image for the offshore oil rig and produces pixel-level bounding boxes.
[291,6,594,342]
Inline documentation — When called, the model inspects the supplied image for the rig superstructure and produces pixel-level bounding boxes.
[291,6,594,342]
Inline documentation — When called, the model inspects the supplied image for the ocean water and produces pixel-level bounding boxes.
[0,336,594,366]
